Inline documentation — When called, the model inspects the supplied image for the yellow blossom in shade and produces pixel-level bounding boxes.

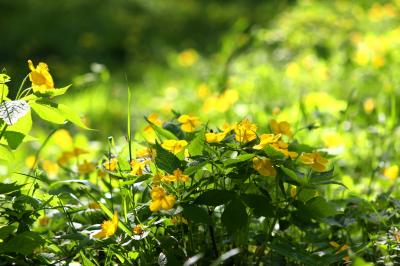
[149,186,176,212]
[300,152,329,172]
[270,141,298,159]
[38,216,50,226]
[171,215,188,225]
[253,134,281,150]
[103,158,118,171]
[28,60,54,93]
[323,132,342,148]
[52,129,73,150]
[94,212,119,239]
[197,83,209,98]
[205,132,226,143]
[163,169,189,182]
[221,123,235,133]
[178,114,200,132]
[234,119,257,143]
[363,98,376,114]
[130,159,150,176]
[42,160,59,176]
[161,139,188,154]
[329,241,350,262]
[133,224,143,235]
[383,165,399,180]
[290,186,297,198]
[270,119,293,138]
[77,160,96,175]
[253,157,276,177]
[178,48,199,67]
[152,173,164,185]
[88,202,101,209]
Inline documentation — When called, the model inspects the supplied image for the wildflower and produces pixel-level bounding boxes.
[178,49,199,67]
[329,241,350,262]
[130,159,150,176]
[270,140,298,159]
[38,216,50,226]
[103,158,118,171]
[253,134,281,150]
[363,98,376,114]
[133,224,143,235]
[77,160,96,174]
[163,169,189,182]
[270,119,293,138]
[171,215,188,225]
[136,148,151,158]
[52,129,73,150]
[253,157,276,177]
[28,59,54,93]
[205,132,226,143]
[94,212,119,239]
[42,160,59,177]
[290,186,297,198]
[300,152,329,172]
[144,114,163,143]
[178,114,200,132]
[161,139,188,154]
[88,202,101,209]
[149,186,176,212]
[197,83,209,98]
[383,165,399,180]
[25,155,36,168]
[234,119,257,143]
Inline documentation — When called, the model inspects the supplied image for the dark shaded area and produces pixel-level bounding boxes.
[0,0,295,82]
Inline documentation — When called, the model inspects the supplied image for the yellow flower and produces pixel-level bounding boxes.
[28,59,54,93]
[300,152,329,172]
[144,114,163,143]
[38,216,50,226]
[149,187,176,212]
[205,132,227,143]
[234,119,257,143]
[77,160,96,174]
[130,159,150,176]
[42,160,59,177]
[363,98,376,114]
[253,134,281,150]
[161,139,188,154]
[103,158,118,171]
[88,202,101,209]
[270,119,293,138]
[329,241,350,262]
[270,141,298,159]
[253,157,276,177]
[25,155,36,168]
[52,129,73,150]
[383,165,399,180]
[163,169,189,182]
[290,186,297,198]
[171,215,188,225]
[178,49,199,67]
[94,212,119,239]
[133,224,143,235]
[178,114,200,132]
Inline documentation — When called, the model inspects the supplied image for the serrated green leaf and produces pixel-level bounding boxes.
[241,193,274,217]
[279,165,307,186]
[58,103,90,129]
[0,144,13,162]
[0,182,25,194]
[188,129,205,156]
[30,101,65,124]
[154,143,181,173]
[0,74,10,84]
[223,153,254,166]
[2,231,44,255]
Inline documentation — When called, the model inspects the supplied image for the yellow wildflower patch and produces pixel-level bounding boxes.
[103,158,118,171]
[94,212,119,239]
[149,186,176,212]
[161,139,188,154]
[234,119,257,143]
[300,152,329,172]
[270,119,293,138]
[178,114,200,132]
[253,133,281,150]
[383,165,399,180]
[253,157,276,177]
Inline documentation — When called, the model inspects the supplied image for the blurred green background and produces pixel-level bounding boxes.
[3,0,400,199]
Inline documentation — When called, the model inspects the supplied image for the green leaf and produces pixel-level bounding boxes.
[58,103,90,129]
[145,116,177,140]
[30,101,65,124]
[188,129,205,156]
[182,204,211,224]
[223,153,254,166]
[264,145,285,159]
[279,165,307,186]
[297,197,338,220]
[221,198,247,234]
[0,83,8,98]
[195,190,235,206]
[184,161,207,176]
[3,110,32,150]
[47,85,71,97]
[241,194,274,217]
[154,143,181,174]
[0,225,16,240]
[0,74,10,84]
[0,144,13,162]
[80,251,96,266]
[2,231,45,255]
[270,238,320,265]
[0,182,25,194]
